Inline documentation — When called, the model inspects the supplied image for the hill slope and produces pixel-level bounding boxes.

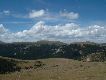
[0,40,106,61]
[0,58,106,80]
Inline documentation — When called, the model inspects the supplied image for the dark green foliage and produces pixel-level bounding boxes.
[87,52,106,62]
[0,41,106,61]
[0,57,21,74]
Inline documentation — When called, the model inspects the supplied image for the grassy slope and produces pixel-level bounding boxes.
[0,58,106,80]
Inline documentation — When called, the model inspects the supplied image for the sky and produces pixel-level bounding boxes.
[0,0,106,43]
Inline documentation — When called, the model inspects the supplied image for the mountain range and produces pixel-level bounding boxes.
[0,40,106,61]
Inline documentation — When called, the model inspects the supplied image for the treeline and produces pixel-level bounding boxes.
[0,56,45,74]
[0,41,106,61]
[0,57,21,74]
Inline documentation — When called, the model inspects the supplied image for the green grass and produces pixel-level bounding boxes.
[0,58,106,80]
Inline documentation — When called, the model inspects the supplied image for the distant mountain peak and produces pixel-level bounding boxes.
[36,40,66,45]
[71,41,96,45]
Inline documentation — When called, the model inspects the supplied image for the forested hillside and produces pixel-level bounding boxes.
[0,40,106,61]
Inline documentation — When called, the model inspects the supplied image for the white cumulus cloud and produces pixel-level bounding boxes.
[29,9,45,18]
[0,24,8,33]
[60,11,79,19]
[0,21,106,43]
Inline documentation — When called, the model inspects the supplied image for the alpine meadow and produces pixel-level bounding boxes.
[0,0,106,80]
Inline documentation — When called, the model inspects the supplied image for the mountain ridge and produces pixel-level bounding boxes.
[0,40,106,61]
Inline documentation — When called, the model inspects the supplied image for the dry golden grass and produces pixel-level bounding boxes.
[0,58,106,80]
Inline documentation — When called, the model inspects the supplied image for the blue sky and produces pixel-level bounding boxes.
[0,0,106,42]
